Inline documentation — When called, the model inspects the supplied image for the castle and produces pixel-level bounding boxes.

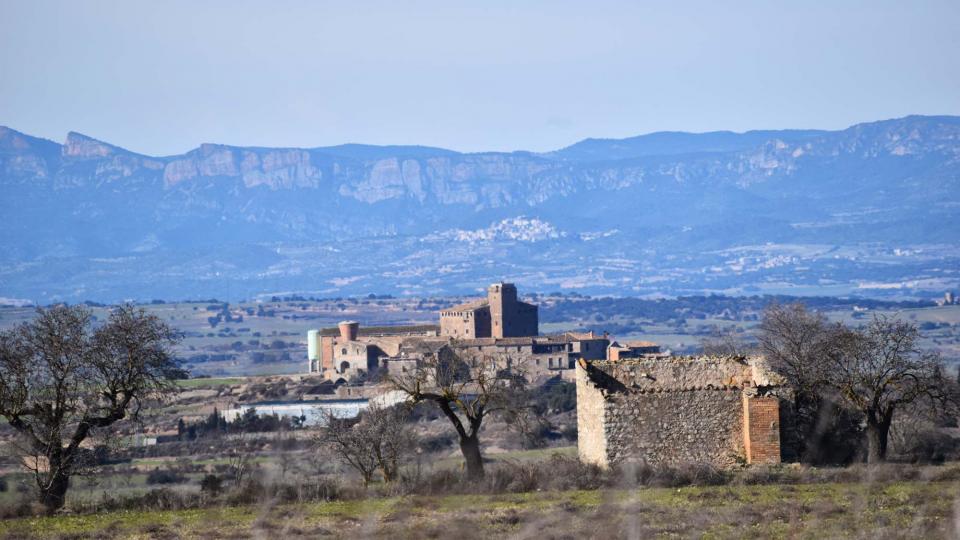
[306,282,605,382]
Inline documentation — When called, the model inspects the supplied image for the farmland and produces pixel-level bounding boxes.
[1,475,958,539]
[1,294,957,378]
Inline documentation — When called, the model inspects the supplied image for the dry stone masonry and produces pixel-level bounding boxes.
[576,355,791,468]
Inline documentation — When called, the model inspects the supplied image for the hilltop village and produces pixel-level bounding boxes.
[305,282,788,466]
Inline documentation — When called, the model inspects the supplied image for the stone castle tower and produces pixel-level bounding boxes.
[488,282,538,338]
[440,282,538,338]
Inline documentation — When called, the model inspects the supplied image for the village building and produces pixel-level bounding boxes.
[307,283,614,383]
[383,331,610,382]
[307,321,439,381]
[575,355,791,468]
[440,282,538,338]
[606,340,662,360]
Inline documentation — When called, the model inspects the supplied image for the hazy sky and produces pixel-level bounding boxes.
[1,1,958,155]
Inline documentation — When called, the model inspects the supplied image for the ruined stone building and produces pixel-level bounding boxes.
[440,283,538,338]
[576,355,790,468]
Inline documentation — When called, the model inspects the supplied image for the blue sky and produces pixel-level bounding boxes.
[1,0,958,155]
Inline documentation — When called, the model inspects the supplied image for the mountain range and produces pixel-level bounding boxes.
[1,115,958,303]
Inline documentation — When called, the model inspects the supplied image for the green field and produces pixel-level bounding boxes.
[1,480,956,539]
[175,377,245,389]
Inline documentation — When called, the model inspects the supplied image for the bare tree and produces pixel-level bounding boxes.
[388,345,525,479]
[0,304,181,512]
[226,434,255,488]
[757,303,831,395]
[317,404,415,485]
[700,328,753,356]
[825,315,957,463]
[755,303,852,463]
[759,304,959,464]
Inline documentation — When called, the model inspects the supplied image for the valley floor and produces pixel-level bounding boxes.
[2,479,958,539]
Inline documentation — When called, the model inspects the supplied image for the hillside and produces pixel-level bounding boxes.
[1,116,959,302]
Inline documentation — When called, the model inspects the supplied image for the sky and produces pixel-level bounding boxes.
[1,0,959,156]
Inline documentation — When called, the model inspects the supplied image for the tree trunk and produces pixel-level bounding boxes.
[40,471,70,513]
[382,461,397,483]
[459,434,484,479]
[866,412,891,464]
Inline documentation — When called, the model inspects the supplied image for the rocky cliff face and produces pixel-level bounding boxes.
[1,115,958,301]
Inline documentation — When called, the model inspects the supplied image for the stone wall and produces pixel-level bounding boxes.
[576,363,608,465]
[593,386,745,467]
[576,356,789,468]
[440,305,491,338]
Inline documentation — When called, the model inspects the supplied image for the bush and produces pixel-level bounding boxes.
[0,499,43,519]
[534,454,606,491]
[146,468,186,485]
[90,488,200,513]
[224,476,348,506]
[900,429,959,464]
[419,432,455,453]
[199,474,223,497]
[400,454,607,495]
[623,461,730,488]
[520,422,555,449]
[531,382,577,414]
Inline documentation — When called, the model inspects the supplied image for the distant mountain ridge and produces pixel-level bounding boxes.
[1,115,959,302]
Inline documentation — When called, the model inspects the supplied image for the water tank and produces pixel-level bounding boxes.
[307,329,319,361]
[338,320,359,341]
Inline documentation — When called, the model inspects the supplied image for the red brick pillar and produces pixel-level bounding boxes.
[321,336,335,373]
[743,395,781,464]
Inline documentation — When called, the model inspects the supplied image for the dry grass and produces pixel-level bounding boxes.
[1,475,959,539]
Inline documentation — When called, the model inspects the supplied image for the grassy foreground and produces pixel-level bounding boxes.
[2,479,958,539]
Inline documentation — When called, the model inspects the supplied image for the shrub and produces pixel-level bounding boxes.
[199,474,223,497]
[419,432,455,453]
[542,455,606,490]
[531,382,577,414]
[901,429,959,464]
[520,422,555,449]
[90,488,199,513]
[400,454,607,495]
[146,468,186,485]
[0,499,43,519]
[621,461,730,488]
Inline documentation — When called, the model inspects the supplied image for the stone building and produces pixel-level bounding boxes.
[607,340,662,360]
[440,282,538,338]
[306,283,607,384]
[576,355,790,468]
[307,321,440,381]
[379,331,610,383]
